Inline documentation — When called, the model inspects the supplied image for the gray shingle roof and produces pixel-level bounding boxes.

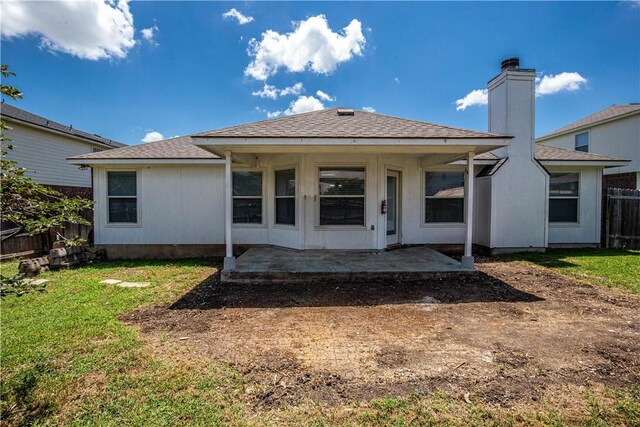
[537,104,640,140]
[1,103,125,149]
[194,108,509,139]
[534,145,627,162]
[69,135,218,160]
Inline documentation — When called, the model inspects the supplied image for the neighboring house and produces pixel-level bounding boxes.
[1,103,125,198]
[69,58,628,270]
[536,104,640,190]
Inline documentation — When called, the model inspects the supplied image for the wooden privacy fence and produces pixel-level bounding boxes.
[1,210,93,260]
[605,188,640,249]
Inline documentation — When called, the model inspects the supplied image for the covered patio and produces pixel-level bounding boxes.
[221,245,475,284]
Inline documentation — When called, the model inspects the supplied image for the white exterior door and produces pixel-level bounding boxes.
[386,171,401,245]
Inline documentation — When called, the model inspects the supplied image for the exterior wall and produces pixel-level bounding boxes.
[546,167,602,245]
[538,114,640,177]
[3,121,107,187]
[93,165,224,245]
[92,156,482,251]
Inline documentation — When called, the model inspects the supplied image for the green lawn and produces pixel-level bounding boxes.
[502,248,640,294]
[1,255,639,426]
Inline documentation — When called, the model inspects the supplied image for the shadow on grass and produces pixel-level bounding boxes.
[78,257,223,270]
[168,270,544,310]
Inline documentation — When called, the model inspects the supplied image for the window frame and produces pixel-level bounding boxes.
[316,165,367,229]
[574,132,589,153]
[548,172,580,225]
[106,169,140,227]
[422,170,466,226]
[232,169,266,227]
[273,166,297,229]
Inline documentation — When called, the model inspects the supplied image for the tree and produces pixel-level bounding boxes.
[1,64,94,246]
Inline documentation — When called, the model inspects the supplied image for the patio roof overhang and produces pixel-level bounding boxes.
[192,136,512,167]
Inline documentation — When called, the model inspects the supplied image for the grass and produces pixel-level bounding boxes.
[1,253,639,426]
[502,248,640,294]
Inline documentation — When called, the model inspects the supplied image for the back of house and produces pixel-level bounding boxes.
[68,58,629,269]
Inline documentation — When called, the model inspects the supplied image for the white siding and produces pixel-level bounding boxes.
[94,165,224,245]
[538,114,640,175]
[94,156,478,249]
[3,122,107,187]
[546,167,602,245]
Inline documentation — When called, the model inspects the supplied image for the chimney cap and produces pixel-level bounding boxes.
[501,57,520,71]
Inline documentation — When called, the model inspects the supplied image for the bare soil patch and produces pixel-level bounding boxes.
[122,259,640,409]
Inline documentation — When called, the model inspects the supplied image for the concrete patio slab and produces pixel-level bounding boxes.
[222,246,475,284]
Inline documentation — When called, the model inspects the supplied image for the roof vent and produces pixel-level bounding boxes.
[501,57,520,71]
[337,108,355,116]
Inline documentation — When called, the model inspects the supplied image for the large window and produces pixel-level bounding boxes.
[549,173,579,223]
[319,167,365,226]
[575,132,589,152]
[107,171,137,223]
[233,171,263,224]
[275,169,296,226]
[424,172,465,223]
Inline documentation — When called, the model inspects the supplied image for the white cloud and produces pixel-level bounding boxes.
[141,25,159,45]
[455,71,588,111]
[245,15,366,80]
[252,82,304,99]
[252,84,279,99]
[222,8,254,25]
[1,0,136,60]
[393,77,400,84]
[362,106,376,113]
[455,89,488,111]
[315,90,335,102]
[279,82,304,97]
[141,131,164,143]
[284,95,325,116]
[267,111,282,118]
[535,72,587,97]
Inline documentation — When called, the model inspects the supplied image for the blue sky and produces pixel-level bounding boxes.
[1,1,638,146]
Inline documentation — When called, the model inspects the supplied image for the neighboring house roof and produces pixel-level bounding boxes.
[193,108,509,140]
[69,135,219,161]
[537,104,640,141]
[0,103,125,149]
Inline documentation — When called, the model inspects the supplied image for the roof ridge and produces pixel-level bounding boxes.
[355,108,504,137]
[192,107,342,137]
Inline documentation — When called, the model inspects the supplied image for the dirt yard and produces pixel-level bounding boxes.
[123,258,640,410]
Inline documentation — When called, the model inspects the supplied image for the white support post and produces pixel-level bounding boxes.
[462,151,475,270]
[223,151,236,270]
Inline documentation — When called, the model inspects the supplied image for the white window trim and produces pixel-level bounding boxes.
[421,170,466,227]
[575,131,590,153]
[273,165,298,229]
[232,168,267,228]
[315,164,368,230]
[105,169,141,228]
[548,171,581,226]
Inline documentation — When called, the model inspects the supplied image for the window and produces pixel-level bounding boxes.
[318,167,365,226]
[575,132,589,152]
[233,171,263,224]
[424,172,465,223]
[107,171,137,223]
[275,169,296,226]
[549,173,579,223]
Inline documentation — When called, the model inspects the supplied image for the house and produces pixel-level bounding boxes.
[536,104,640,190]
[68,58,628,270]
[1,103,125,198]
